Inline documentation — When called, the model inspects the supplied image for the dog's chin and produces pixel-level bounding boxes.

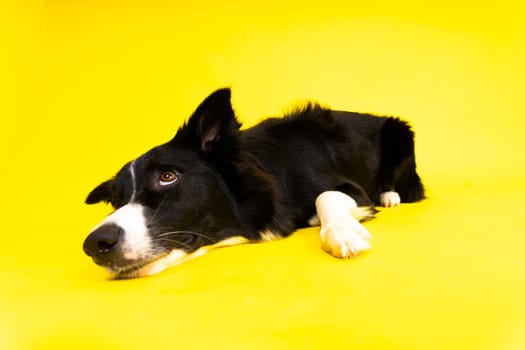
[102,236,251,279]
[108,249,190,279]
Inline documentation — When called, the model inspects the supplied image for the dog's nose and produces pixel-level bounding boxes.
[83,224,122,262]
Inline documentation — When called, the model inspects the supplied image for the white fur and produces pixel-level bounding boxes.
[308,215,320,226]
[132,236,250,277]
[90,203,151,261]
[259,230,282,241]
[315,191,372,258]
[137,248,188,277]
[129,160,137,202]
[380,191,401,207]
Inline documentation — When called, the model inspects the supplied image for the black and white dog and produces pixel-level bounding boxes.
[84,89,424,278]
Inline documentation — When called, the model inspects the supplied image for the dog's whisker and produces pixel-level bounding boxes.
[148,193,168,225]
[156,230,215,243]
[154,237,194,251]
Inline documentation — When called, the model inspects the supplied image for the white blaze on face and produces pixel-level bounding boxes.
[90,203,152,261]
[129,159,137,202]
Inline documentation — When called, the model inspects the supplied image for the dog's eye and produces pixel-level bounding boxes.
[158,171,180,186]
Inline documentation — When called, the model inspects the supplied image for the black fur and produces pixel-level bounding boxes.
[84,88,424,271]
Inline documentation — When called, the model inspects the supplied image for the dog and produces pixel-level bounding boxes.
[83,88,425,279]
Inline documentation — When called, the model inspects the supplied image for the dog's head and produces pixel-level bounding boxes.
[83,89,274,278]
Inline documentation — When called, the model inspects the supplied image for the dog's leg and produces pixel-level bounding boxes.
[315,191,372,258]
[309,206,375,226]
[377,117,425,207]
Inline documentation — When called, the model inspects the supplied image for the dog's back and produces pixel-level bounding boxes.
[240,105,425,228]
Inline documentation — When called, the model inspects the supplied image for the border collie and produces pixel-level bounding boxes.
[83,89,425,279]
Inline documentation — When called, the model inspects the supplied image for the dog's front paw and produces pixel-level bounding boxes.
[320,222,372,258]
[380,191,401,207]
[308,215,320,226]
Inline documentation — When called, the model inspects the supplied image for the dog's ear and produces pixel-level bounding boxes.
[173,88,241,153]
[85,180,114,204]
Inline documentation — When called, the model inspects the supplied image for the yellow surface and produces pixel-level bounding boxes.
[1,1,525,349]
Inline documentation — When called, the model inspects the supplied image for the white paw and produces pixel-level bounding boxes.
[308,215,320,226]
[320,222,372,258]
[380,191,401,207]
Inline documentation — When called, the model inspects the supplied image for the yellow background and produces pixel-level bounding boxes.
[1,1,524,349]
